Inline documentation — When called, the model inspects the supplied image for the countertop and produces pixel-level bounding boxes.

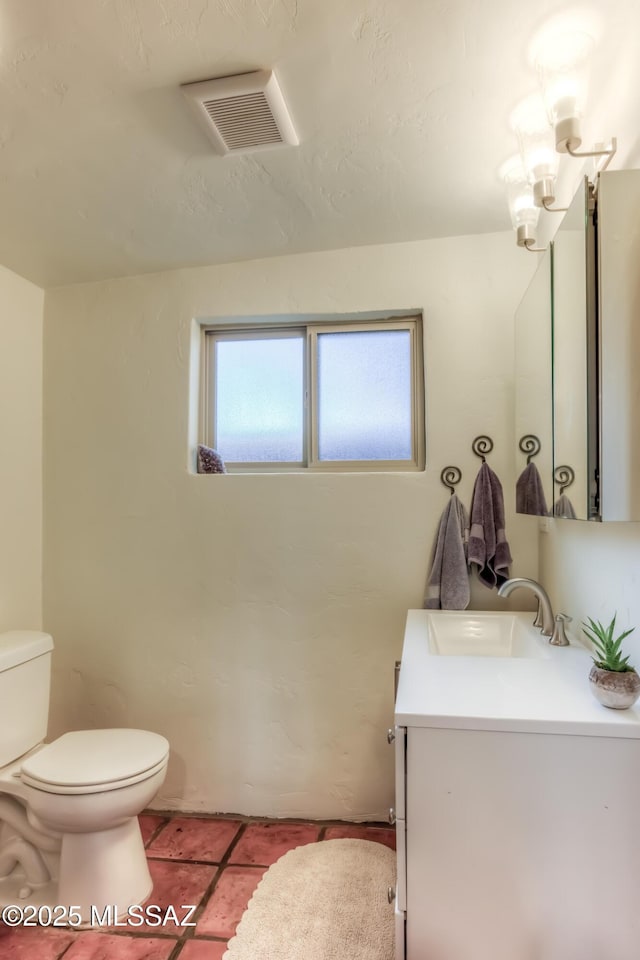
[395,609,640,738]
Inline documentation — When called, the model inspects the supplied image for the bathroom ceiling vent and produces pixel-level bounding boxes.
[181,70,298,156]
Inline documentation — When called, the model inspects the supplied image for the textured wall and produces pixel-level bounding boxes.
[540,522,640,666]
[0,265,44,631]
[43,234,535,819]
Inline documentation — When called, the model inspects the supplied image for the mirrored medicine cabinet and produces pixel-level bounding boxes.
[515,169,640,522]
[514,246,553,515]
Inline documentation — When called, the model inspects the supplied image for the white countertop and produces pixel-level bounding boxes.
[395,610,640,738]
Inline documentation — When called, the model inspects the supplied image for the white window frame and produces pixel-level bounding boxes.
[201,314,425,472]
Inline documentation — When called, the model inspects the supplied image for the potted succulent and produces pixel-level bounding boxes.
[583,614,640,710]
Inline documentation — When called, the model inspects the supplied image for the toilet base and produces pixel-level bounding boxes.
[59,817,152,922]
[0,817,152,925]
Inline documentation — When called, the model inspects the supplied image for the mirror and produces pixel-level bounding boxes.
[514,246,553,516]
[597,169,640,520]
[550,177,597,520]
[538,169,640,522]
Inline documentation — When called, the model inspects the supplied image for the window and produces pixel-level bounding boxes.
[202,315,424,471]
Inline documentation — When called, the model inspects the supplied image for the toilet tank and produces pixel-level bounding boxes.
[0,631,53,767]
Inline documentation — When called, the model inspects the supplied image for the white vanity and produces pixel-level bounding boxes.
[393,610,640,960]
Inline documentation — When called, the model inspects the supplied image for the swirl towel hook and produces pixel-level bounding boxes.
[472,435,494,462]
[554,465,575,495]
[519,434,541,464]
[440,466,462,495]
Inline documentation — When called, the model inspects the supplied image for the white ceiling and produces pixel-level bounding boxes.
[1,0,639,288]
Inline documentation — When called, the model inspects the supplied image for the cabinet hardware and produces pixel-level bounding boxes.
[387,885,396,904]
[388,807,396,825]
[387,728,395,744]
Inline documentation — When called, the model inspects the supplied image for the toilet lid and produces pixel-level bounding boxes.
[20,729,169,789]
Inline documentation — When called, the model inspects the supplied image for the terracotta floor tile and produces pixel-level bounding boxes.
[178,940,228,960]
[64,931,175,960]
[108,860,216,936]
[0,925,75,960]
[228,821,320,866]
[0,814,392,959]
[324,824,396,850]
[147,818,241,863]
[139,814,167,846]
[196,866,266,938]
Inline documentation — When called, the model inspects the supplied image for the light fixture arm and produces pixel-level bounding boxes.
[542,198,568,212]
[566,136,617,160]
[523,238,547,252]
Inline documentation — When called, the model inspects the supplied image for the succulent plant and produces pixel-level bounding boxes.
[582,615,636,673]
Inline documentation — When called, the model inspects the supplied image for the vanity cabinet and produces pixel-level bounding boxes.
[394,610,640,960]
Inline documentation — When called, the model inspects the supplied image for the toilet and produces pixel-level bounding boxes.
[0,630,169,922]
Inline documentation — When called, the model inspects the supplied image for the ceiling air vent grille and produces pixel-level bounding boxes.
[181,70,298,156]
[204,92,281,150]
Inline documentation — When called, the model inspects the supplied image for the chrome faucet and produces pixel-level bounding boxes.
[497,577,555,638]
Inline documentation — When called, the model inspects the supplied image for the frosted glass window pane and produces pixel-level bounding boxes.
[216,337,303,462]
[317,330,412,461]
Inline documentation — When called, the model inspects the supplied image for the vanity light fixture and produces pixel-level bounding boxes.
[506,12,618,250]
[532,20,617,162]
[510,95,567,212]
[501,156,546,252]
[540,65,617,161]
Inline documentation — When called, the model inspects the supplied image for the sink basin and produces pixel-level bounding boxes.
[426,611,553,659]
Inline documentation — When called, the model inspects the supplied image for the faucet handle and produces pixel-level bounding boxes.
[550,613,572,647]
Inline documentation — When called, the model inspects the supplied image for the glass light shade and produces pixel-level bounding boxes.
[510,97,559,206]
[510,96,557,178]
[535,32,592,152]
[532,23,593,118]
[508,184,540,231]
[523,134,559,193]
[540,64,587,125]
[501,158,540,231]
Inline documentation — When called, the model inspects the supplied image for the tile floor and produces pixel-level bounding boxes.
[0,812,395,959]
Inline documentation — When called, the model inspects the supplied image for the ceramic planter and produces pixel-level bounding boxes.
[589,664,640,709]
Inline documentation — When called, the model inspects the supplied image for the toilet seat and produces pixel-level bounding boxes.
[20,728,169,795]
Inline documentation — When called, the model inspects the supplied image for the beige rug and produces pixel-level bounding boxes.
[223,838,396,960]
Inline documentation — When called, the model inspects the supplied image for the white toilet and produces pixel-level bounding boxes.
[0,630,169,922]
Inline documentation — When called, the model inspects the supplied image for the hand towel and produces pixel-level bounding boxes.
[424,494,470,610]
[197,443,227,474]
[468,462,513,589]
[553,493,577,519]
[515,462,549,517]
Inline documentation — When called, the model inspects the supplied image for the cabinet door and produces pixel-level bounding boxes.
[395,816,406,912]
[599,169,640,519]
[394,724,407,956]
[552,176,596,519]
[394,724,406,820]
[395,904,406,960]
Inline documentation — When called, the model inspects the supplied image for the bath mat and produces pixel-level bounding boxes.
[223,838,395,960]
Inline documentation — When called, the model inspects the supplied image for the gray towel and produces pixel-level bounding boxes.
[468,462,513,589]
[197,443,227,474]
[554,494,577,519]
[516,462,549,517]
[424,494,470,610]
